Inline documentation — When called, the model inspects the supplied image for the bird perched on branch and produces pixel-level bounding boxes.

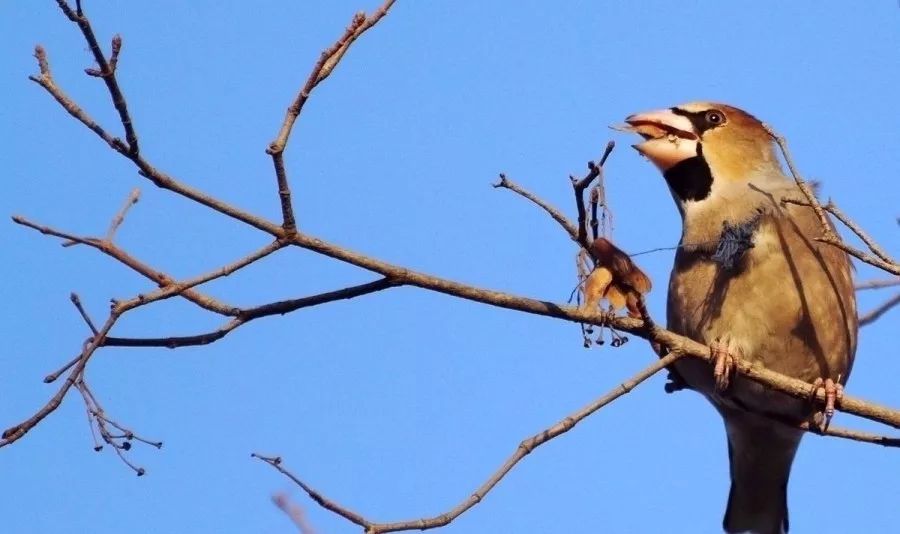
[622,102,857,534]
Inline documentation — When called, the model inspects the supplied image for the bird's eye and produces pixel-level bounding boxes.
[706,110,724,125]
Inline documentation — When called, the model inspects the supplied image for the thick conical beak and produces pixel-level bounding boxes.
[622,109,699,172]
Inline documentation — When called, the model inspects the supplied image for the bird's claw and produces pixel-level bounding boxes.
[710,338,739,392]
[811,377,843,431]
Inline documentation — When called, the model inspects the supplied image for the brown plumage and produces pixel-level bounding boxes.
[623,102,857,534]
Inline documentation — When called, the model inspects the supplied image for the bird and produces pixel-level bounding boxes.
[621,102,858,534]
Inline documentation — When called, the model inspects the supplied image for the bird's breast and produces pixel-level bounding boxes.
[666,213,856,415]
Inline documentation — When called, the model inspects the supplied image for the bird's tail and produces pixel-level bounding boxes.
[722,414,803,534]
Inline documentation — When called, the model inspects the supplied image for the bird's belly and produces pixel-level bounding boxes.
[667,243,855,419]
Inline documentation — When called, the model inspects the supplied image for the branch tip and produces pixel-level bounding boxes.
[599,140,615,166]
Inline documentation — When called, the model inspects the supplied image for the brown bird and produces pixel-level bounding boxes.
[622,102,858,534]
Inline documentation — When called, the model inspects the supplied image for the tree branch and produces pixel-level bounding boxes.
[859,292,900,327]
[493,173,579,243]
[768,124,898,276]
[780,199,900,276]
[266,0,396,233]
[856,278,900,291]
[54,1,139,153]
[572,141,615,249]
[14,5,899,534]
[255,351,683,533]
[765,124,834,237]
[1,313,119,446]
[102,277,399,348]
[105,187,140,241]
[12,215,242,316]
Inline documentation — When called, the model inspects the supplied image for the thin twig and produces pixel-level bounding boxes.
[856,278,900,291]
[493,173,579,242]
[56,1,139,153]
[29,45,123,151]
[808,424,900,447]
[102,277,399,348]
[75,380,160,475]
[69,293,98,335]
[572,141,615,248]
[44,351,83,383]
[765,124,833,237]
[781,197,900,275]
[266,0,396,232]
[13,215,239,316]
[859,292,900,327]
[256,351,681,533]
[28,47,282,235]
[769,129,898,276]
[824,201,897,266]
[112,239,286,314]
[105,187,140,241]
[253,454,371,530]
[1,313,119,446]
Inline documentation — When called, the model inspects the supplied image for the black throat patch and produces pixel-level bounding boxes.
[662,144,713,202]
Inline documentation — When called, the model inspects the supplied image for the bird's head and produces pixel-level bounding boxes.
[622,102,784,213]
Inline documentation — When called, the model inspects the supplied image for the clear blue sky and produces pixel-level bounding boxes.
[2,2,898,533]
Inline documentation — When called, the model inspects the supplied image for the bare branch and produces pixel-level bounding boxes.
[254,350,681,532]
[102,277,399,348]
[1,313,119,446]
[29,45,123,151]
[856,278,900,291]
[809,424,900,447]
[52,1,139,153]
[28,46,282,234]
[112,239,286,314]
[780,199,900,276]
[44,351,85,384]
[825,201,896,266]
[254,345,899,534]
[267,0,396,157]
[572,141,615,248]
[76,380,161,475]
[765,125,834,237]
[768,127,898,276]
[253,454,371,530]
[266,0,396,232]
[105,187,140,241]
[493,173,579,242]
[69,293,99,335]
[860,292,900,327]
[817,235,899,276]
[12,215,239,316]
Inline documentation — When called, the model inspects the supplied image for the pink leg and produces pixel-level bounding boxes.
[811,377,844,431]
[709,338,738,392]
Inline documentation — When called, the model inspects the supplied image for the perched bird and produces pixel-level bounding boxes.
[622,102,858,534]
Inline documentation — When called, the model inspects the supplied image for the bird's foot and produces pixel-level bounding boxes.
[811,377,844,431]
[709,337,741,392]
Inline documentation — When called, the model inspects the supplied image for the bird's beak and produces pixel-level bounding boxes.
[620,109,699,172]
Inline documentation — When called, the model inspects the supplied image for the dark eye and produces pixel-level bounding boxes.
[706,110,724,125]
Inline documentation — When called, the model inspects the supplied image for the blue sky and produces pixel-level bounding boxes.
[2,2,898,533]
